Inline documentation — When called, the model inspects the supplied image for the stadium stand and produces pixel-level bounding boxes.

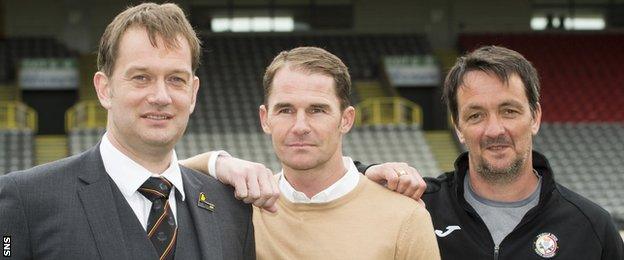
[68,128,105,155]
[176,131,280,171]
[68,125,441,178]
[459,33,624,122]
[177,124,440,176]
[534,123,624,226]
[343,124,440,177]
[0,37,79,174]
[0,129,34,174]
[187,33,439,175]
[0,0,620,240]
[0,37,78,83]
[0,91,37,176]
[189,33,431,133]
[65,33,441,177]
[50,33,624,232]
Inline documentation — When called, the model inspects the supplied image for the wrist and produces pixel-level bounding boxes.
[207,150,231,178]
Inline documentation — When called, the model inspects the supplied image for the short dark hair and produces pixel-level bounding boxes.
[263,46,351,110]
[97,3,201,76]
[442,45,540,126]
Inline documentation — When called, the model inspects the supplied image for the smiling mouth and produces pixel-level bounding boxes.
[487,145,510,150]
[142,114,173,120]
[287,143,315,147]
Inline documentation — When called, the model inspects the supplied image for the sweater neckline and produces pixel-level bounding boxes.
[277,175,367,211]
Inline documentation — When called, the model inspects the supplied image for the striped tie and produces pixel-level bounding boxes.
[139,177,177,260]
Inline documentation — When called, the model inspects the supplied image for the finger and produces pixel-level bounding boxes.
[232,173,249,200]
[266,169,280,201]
[402,176,419,198]
[262,170,280,213]
[243,173,261,204]
[257,169,273,197]
[395,174,412,194]
[252,196,269,209]
[364,165,386,184]
[268,169,279,196]
[411,177,427,200]
[385,169,400,191]
[252,170,273,208]
[407,167,426,200]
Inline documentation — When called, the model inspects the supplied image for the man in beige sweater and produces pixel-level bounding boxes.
[247,46,440,259]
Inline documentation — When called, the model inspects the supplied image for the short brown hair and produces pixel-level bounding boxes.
[442,45,540,126]
[262,46,352,110]
[97,3,201,76]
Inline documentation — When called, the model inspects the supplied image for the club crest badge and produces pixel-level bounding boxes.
[534,232,558,258]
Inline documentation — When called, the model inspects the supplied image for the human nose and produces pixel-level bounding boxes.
[291,111,311,136]
[147,79,172,106]
[483,115,506,138]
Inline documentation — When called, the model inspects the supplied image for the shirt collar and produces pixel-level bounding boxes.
[464,170,542,207]
[99,132,185,201]
[277,156,360,203]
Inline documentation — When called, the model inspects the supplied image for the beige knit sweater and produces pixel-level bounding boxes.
[253,175,441,260]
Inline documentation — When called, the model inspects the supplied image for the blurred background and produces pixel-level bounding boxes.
[0,0,623,234]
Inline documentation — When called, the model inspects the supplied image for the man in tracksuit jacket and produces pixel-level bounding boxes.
[414,45,623,259]
[423,151,623,259]
[354,45,624,259]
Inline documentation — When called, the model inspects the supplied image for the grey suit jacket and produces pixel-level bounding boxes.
[0,144,255,260]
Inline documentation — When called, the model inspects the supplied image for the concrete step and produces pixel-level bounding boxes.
[424,130,460,173]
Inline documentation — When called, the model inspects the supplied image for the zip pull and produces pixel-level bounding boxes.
[493,245,499,260]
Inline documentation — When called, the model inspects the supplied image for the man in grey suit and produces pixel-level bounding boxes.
[0,3,254,259]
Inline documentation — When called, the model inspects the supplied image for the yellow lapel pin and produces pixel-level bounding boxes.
[197,192,215,212]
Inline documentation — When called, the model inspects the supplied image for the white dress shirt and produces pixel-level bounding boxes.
[99,133,185,230]
[278,157,361,203]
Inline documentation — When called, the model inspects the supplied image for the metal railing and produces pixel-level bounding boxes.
[355,97,422,126]
[0,101,37,131]
[65,101,107,131]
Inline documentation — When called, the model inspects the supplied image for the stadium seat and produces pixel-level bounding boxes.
[459,33,624,122]
[534,123,624,223]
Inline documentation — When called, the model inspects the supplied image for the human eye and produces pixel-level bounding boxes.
[277,108,293,114]
[466,112,483,123]
[310,108,324,114]
[502,108,520,117]
[308,105,329,114]
[168,75,188,87]
[132,74,149,82]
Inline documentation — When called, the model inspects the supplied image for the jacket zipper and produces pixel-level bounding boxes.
[460,198,500,260]
[460,199,500,260]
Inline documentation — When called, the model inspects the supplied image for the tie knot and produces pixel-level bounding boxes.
[139,177,173,202]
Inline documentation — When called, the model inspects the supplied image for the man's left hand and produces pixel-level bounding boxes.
[365,162,426,206]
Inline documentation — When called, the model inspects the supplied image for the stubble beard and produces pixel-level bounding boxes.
[468,134,529,185]
[475,154,524,185]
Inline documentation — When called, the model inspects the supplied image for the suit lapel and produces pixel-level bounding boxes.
[181,167,224,259]
[76,145,130,260]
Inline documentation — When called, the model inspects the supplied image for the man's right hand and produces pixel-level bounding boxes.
[179,152,280,212]
[215,156,280,212]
